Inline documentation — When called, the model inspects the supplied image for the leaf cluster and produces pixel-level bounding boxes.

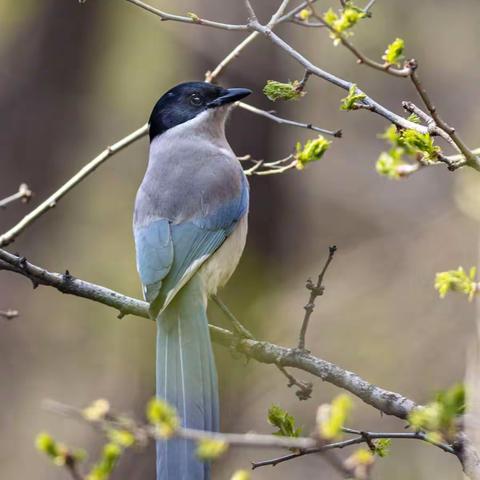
[267,404,302,437]
[435,266,477,301]
[408,384,466,442]
[316,394,352,440]
[263,80,306,102]
[295,136,331,169]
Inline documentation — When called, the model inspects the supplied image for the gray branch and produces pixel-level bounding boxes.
[0,247,415,419]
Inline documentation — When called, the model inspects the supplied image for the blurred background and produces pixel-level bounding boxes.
[1,0,479,478]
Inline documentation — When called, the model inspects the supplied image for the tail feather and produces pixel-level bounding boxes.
[156,275,218,480]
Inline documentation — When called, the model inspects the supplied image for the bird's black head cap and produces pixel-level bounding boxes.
[148,81,251,141]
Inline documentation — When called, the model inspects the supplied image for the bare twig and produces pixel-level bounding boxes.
[243,155,299,176]
[244,0,258,23]
[297,245,337,351]
[212,293,312,399]
[124,0,248,31]
[0,309,19,320]
[276,365,313,401]
[252,429,455,469]
[205,1,320,83]
[212,294,254,339]
[267,0,291,27]
[238,102,342,138]
[0,183,32,209]
[205,32,259,83]
[364,0,377,13]
[0,124,148,248]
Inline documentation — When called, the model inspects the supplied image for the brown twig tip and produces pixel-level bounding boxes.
[0,183,33,209]
[297,246,337,351]
[0,309,19,320]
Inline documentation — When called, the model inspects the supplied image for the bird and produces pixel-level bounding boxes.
[133,81,252,479]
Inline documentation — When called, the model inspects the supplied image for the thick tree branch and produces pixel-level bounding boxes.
[0,247,416,419]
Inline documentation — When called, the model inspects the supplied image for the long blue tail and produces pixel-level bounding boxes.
[156,275,219,479]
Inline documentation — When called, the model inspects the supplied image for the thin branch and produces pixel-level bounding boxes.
[0,183,32,209]
[252,429,455,469]
[246,156,298,176]
[0,309,19,320]
[0,124,148,248]
[238,102,342,137]
[212,294,254,339]
[247,21,429,133]
[364,0,377,13]
[124,0,248,31]
[267,0,291,27]
[205,32,259,83]
[337,36,412,77]
[297,245,336,351]
[301,7,412,78]
[402,101,460,151]
[244,0,258,23]
[276,365,313,401]
[297,69,312,92]
[409,67,480,170]
[290,18,327,28]
[205,1,320,83]
[0,248,417,419]
[46,399,319,451]
[212,293,312,400]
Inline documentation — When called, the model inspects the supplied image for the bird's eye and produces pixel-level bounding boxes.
[190,93,203,106]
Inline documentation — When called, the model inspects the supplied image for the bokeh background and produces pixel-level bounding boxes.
[1,1,480,478]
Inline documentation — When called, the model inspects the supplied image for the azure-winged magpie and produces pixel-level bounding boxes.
[133,81,251,479]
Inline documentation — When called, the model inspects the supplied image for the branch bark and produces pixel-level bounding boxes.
[0,247,416,419]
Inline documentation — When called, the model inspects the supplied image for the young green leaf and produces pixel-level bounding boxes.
[298,8,312,21]
[402,129,440,160]
[340,84,366,110]
[146,398,179,439]
[295,136,331,169]
[376,151,405,180]
[196,438,229,461]
[323,5,366,45]
[107,429,136,448]
[36,433,86,469]
[231,470,251,480]
[263,80,306,101]
[344,447,375,479]
[435,267,477,300]
[83,399,111,422]
[86,443,122,480]
[382,38,405,66]
[373,438,391,457]
[267,405,302,437]
[408,384,466,442]
[316,394,352,440]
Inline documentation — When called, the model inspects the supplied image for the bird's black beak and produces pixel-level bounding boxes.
[207,87,252,108]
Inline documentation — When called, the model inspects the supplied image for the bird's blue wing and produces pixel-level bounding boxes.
[134,219,173,303]
[135,176,248,316]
